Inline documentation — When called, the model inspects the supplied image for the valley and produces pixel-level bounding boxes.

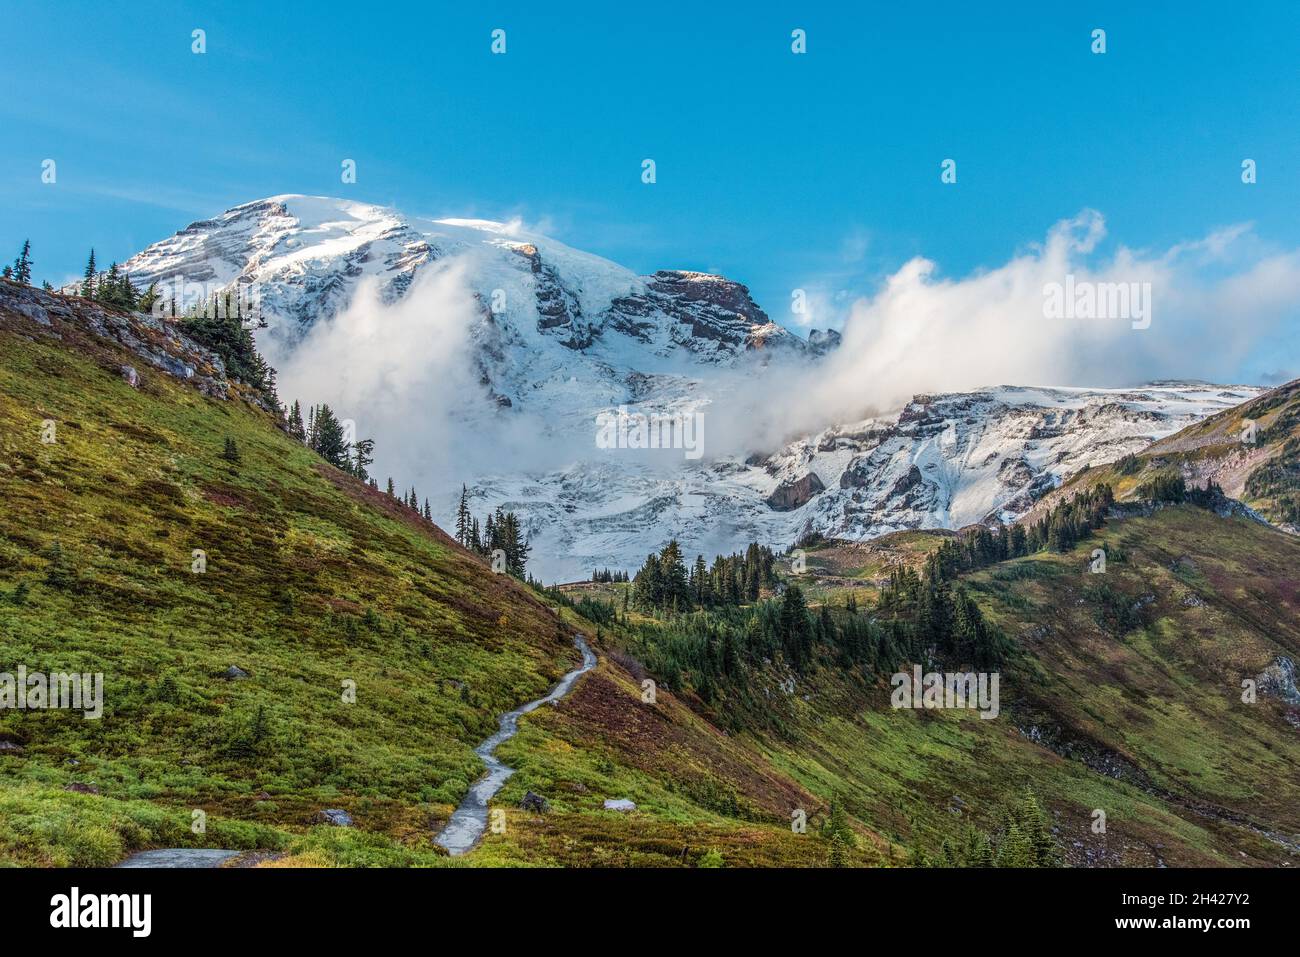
[1,278,1296,868]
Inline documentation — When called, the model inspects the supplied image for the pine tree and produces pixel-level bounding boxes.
[780,584,811,667]
[287,401,306,442]
[455,485,471,546]
[220,436,242,464]
[422,499,432,522]
[182,301,277,399]
[13,240,32,285]
[995,821,1035,867]
[80,249,97,298]
[138,280,160,314]
[351,438,374,481]
[309,404,351,469]
[386,477,395,497]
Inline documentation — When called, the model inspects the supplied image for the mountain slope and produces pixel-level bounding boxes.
[1,281,1295,867]
[117,197,1260,577]
[0,280,869,867]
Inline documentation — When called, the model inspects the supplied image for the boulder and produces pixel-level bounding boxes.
[766,473,825,511]
[520,791,550,814]
[603,798,637,812]
[120,365,139,388]
[220,665,250,680]
[63,782,100,795]
[317,808,353,827]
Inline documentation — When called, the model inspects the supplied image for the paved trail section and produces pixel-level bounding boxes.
[115,849,242,868]
[435,637,597,855]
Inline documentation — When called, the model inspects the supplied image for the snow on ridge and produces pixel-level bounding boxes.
[115,197,1264,578]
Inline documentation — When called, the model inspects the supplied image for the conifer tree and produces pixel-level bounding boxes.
[13,240,32,285]
[309,404,351,469]
[80,249,97,298]
[455,484,471,546]
[351,438,374,481]
[287,401,306,442]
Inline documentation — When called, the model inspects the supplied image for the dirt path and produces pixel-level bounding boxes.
[435,636,596,856]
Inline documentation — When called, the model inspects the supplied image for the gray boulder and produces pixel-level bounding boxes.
[766,473,825,511]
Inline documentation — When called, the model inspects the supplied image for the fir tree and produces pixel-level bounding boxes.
[138,281,160,314]
[351,437,374,481]
[80,249,97,298]
[309,404,351,469]
[455,484,471,546]
[13,240,32,285]
[287,400,306,442]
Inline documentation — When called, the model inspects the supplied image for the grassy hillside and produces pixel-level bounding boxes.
[0,283,877,867]
[660,506,1300,865]
[2,281,1296,868]
[1028,378,1300,531]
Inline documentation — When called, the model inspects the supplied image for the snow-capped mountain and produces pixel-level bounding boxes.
[122,197,1261,579]
[123,195,809,370]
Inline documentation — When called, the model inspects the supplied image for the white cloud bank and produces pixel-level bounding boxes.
[268,210,1300,524]
[709,211,1300,454]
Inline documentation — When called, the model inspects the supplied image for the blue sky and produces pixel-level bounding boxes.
[2,1,1298,357]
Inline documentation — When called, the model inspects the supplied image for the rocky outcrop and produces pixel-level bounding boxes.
[1256,656,1300,705]
[608,270,804,360]
[511,244,595,349]
[807,328,841,355]
[767,472,825,511]
[0,280,241,405]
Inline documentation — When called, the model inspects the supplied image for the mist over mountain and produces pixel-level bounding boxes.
[123,196,1284,578]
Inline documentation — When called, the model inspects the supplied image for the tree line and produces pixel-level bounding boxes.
[632,540,779,613]
[453,485,532,577]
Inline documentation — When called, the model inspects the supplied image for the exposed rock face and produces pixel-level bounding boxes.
[608,270,803,359]
[511,243,594,349]
[0,280,243,406]
[889,465,925,498]
[1257,656,1300,705]
[807,328,841,355]
[767,472,826,511]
